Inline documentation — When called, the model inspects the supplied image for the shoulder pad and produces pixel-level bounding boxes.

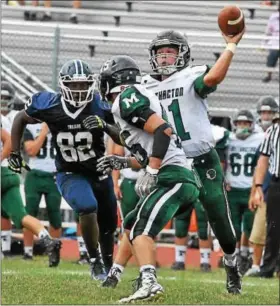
[189,65,209,74]
[141,74,160,85]
[119,85,150,119]
[28,92,59,110]
[25,92,59,118]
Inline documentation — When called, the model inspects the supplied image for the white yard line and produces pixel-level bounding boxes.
[2,269,277,287]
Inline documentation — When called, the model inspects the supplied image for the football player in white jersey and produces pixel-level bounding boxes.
[83,55,200,302]
[171,124,230,273]
[1,81,23,125]
[1,82,23,257]
[225,110,264,275]
[141,28,244,293]
[22,122,62,264]
[1,114,13,257]
[0,121,61,266]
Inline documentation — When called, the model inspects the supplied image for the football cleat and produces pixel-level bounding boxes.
[131,275,142,293]
[42,237,62,267]
[200,263,211,272]
[90,257,107,281]
[76,252,90,265]
[245,266,260,277]
[223,258,242,294]
[239,255,253,276]
[171,261,185,271]
[23,253,33,260]
[118,268,163,303]
[102,266,122,288]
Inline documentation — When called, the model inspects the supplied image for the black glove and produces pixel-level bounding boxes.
[83,115,107,131]
[97,155,129,175]
[8,151,30,173]
[135,166,158,198]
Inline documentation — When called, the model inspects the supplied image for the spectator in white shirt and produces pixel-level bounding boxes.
[262,6,280,82]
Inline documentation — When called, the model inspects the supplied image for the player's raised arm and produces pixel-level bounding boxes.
[203,28,245,87]
[204,7,246,87]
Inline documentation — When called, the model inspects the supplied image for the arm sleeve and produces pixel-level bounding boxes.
[119,86,155,129]
[194,65,217,99]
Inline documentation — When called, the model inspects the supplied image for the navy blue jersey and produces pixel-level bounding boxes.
[25,91,113,177]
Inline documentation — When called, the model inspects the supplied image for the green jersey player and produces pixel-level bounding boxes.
[83,55,199,303]
[225,110,264,275]
[22,122,62,261]
[142,28,244,294]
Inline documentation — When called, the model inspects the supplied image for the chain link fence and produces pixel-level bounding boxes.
[2,28,279,116]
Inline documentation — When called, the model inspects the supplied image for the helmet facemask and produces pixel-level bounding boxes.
[149,40,190,75]
[257,109,276,131]
[98,75,113,111]
[59,74,96,108]
[233,120,254,140]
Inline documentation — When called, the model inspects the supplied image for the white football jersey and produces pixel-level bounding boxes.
[112,84,189,170]
[1,115,12,167]
[6,110,19,125]
[225,131,264,188]
[211,124,229,145]
[142,66,215,158]
[24,123,56,172]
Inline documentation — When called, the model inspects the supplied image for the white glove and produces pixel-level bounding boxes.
[135,166,158,198]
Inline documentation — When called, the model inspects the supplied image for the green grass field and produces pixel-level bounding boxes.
[1,256,279,305]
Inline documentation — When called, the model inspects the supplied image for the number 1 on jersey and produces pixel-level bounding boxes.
[168,99,191,141]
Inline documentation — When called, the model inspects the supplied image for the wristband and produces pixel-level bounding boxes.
[226,43,237,54]
[255,184,263,188]
[146,165,159,175]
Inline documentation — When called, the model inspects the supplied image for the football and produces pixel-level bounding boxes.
[218,5,245,36]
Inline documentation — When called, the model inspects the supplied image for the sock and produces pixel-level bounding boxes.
[175,245,187,263]
[224,252,237,267]
[235,247,240,255]
[1,230,11,252]
[80,213,99,259]
[38,229,50,240]
[24,246,33,256]
[249,247,254,258]
[77,236,87,255]
[70,13,77,18]
[212,238,220,252]
[140,264,156,276]
[99,231,114,273]
[240,246,249,257]
[200,248,211,264]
